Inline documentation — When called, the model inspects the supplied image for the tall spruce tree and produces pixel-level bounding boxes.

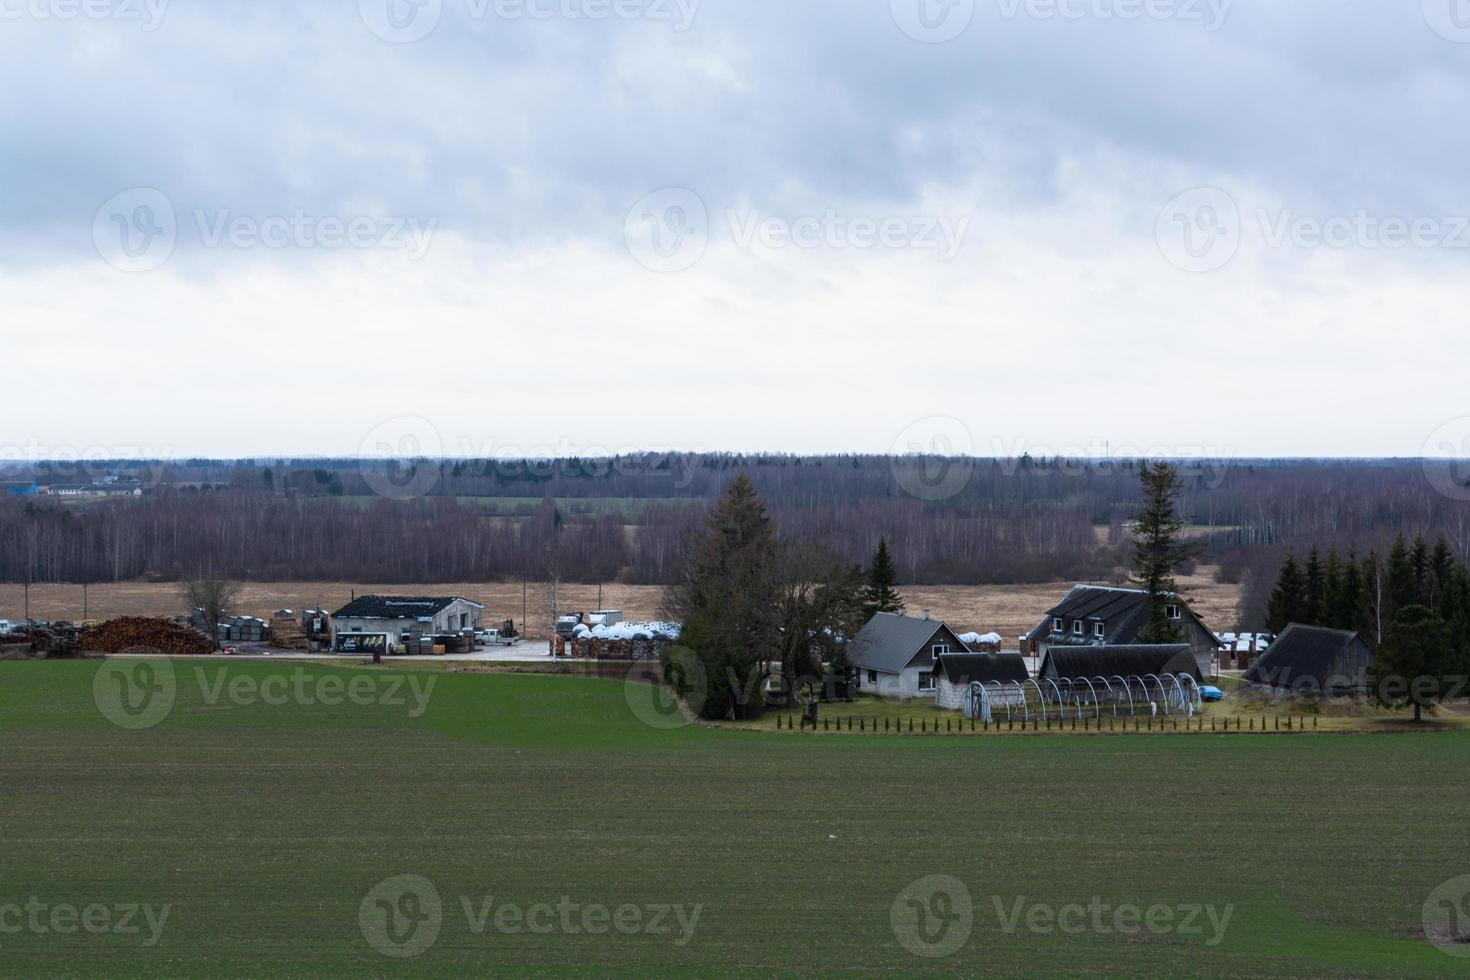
[1318,550,1343,627]
[1386,536,1417,618]
[1266,554,1309,634]
[1430,537,1454,612]
[1361,550,1386,644]
[1305,548,1326,626]
[1130,461,1203,643]
[666,475,780,720]
[862,538,905,619]
[1333,552,1363,632]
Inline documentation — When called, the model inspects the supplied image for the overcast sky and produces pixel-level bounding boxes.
[2,0,1468,461]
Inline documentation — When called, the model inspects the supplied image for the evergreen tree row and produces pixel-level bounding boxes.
[1265,536,1470,652]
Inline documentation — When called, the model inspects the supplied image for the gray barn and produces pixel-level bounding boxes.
[1243,624,1375,697]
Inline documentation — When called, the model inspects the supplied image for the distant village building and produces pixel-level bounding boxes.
[41,482,144,498]
[1024,585,1219,676]
[849,611,972,699]
[330,595,483,655]
[1243,624,1375,697]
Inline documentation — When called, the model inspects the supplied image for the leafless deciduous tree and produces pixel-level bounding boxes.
[181,573,241,651]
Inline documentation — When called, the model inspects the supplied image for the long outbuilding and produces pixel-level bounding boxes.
[1243,624,1375,697]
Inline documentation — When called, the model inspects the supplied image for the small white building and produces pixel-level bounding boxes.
[849,612,971,699]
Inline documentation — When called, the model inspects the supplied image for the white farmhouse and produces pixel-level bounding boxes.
[848,611,971,699]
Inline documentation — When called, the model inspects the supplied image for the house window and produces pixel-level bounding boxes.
[1093,621,1105,638]
[1072,620,1083,635]
[868,669,877,684]
[1053,617,1064,633]
[1167,604,1181,620]
[932,643,949,659]
[918,671,934,692]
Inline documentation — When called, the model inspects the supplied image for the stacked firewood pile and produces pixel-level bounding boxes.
[269,613,308,650]
[81,617,214,656]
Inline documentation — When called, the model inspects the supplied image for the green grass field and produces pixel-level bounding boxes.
[1,660,1468,977]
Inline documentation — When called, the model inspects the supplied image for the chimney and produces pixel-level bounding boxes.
[922,609,931,621]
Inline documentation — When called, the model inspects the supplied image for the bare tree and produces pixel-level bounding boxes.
[181,573,241,652]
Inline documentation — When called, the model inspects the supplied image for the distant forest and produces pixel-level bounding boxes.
[2,454,1469,629]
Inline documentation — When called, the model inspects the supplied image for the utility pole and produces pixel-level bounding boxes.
[24,581,29,622]
[83,583,88,621]
[522,579,527,629]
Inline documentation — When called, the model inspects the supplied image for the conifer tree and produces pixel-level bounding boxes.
[667,475,780,720]
[1386,536,1417,622]
[1130,462,1203,643]
[1371,605,1455,723]
[862,538,905,619]
[1318,550,1343,627]
[1305,548,1326,626]
[1266,554,1308,634]
[1334,552,1364,632]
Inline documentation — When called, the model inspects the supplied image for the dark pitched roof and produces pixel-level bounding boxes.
[936,653,1030,686]
[1046,585,1150,621]
[849,612,961,673]
[1041,644,1201,682]
[1030,585,1214,646]
[1244,624,1373,691]
[332,595,483,620]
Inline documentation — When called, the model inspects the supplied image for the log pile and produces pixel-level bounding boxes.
[81,617,214,656]
[269,614,308,650]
